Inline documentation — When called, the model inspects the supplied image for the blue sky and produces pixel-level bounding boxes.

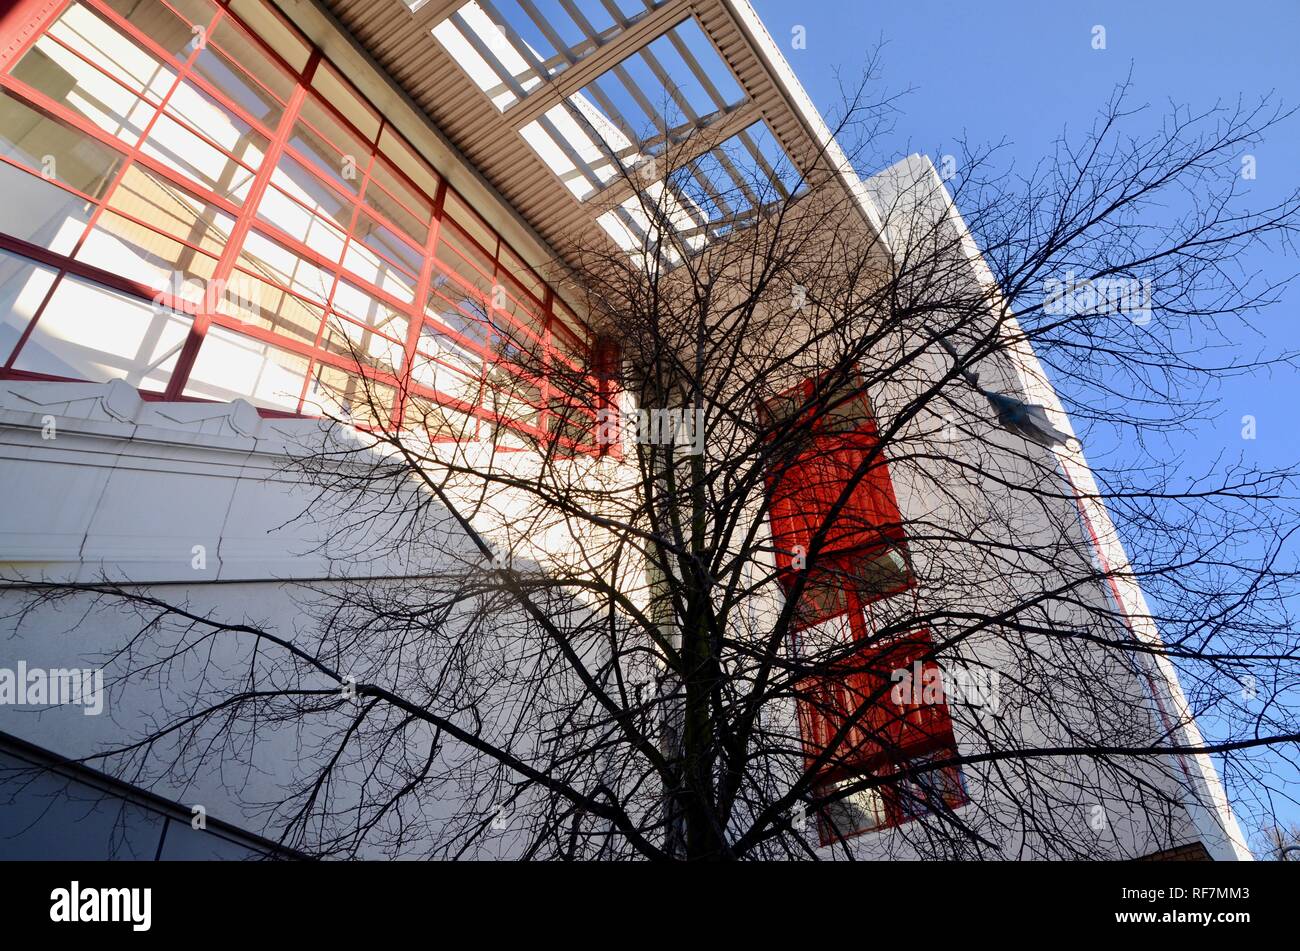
[751,0,1299,452]
[751,0,1300,847]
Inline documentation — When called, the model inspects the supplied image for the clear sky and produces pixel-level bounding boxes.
[751,0,1300,847]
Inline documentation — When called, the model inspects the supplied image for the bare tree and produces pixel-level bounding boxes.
[1261,822,1300,860]
[5,77,1300,861]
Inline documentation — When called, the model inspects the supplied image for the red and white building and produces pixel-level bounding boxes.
[0,0,1249,859]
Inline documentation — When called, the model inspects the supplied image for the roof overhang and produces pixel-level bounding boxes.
[277,0,886,284]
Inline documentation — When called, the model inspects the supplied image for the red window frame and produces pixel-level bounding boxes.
[590,335,621,456]
[796,630,967,844]
[796,630,959,779]
[761,371,913,631]
[0,0,606,453]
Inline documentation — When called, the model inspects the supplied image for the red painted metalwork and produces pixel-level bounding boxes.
[796,629,967,843]
[796,630,959,779]
[764,376,905,566]
[0,0,65,69]
[163,42,320,401]
[762,374,963,840]
[592,335,621,456]
[768,430,906,564]
[761,372,912,630]
[396,176,448,431]
[1,0,220,381]
[0,0,603,448]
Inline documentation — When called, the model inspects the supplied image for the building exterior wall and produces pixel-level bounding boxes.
[849,155,1248,860]
[0,0,627,859]
[0,375,629,858]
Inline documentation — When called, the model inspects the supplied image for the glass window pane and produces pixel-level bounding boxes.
[427,274,491,342]
[220,272,326,346]
[352,211,422,277]
[304,362,395,426]
[435,224,494,300]
[100,0,218,52]
[400,392,478,441]
[165,80,270,172]
[418,346,484,402]
[191,24,288,128]
[364,177,428,248]
[492,271,546,337]
[267,155,355,235]
[11,43,154,149]
[547,395,595,446]
[13,274,192,390]
[550,310,588,366]
[290,97,369,197]
[227,0,311,74]
[368,157,431,224]
[340,247,416,305]
[327,280,409,370]
[138,111,261,202]
[378,126,439,205]
[343,219,420,303]
[76,210,219,302]
[819,778,888,840]
[107,165,236,256]
[237,230,335,303]
[0,161,95,255]
[486,370,542,427]
[256,184,347,263]
[310,63,379,142]
[15,5,177,124]
[321,323,404,380]
[498,244,545,304]
[0,250,61,364]
[209,17,295,100]
[442,190,495,258]
[183,323,308,411]
[0,90,124,199]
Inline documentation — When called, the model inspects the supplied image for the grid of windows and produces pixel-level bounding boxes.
[0,0,604,449]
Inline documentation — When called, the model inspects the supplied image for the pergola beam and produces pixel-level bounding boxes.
[409,0,472,27]
[504,0,692,130]
[584,97,762,214]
